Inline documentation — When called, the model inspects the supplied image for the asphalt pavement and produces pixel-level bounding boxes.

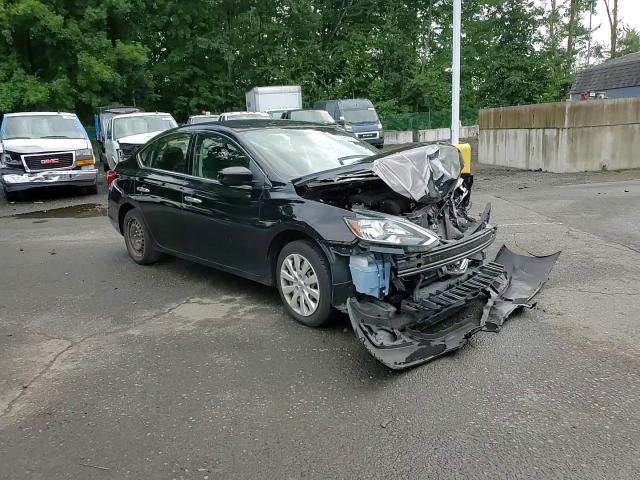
[1,164,639,479]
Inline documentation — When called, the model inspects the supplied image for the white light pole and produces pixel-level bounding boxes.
[451,0,461,145]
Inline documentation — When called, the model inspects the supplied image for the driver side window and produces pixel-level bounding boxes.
[192,133,250,181]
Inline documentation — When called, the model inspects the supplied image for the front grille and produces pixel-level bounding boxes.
[394,227,497,278]
[357,132,378,139]
[402,262,506,329]
[23,152,74,171]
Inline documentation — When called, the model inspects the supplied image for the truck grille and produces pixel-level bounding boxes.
[357,132,378,139]
[22,152,74,171]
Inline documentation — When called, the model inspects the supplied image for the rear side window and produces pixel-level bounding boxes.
[139,133,190,173]
[192,133,250,181]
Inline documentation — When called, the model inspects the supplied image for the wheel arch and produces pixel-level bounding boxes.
[267,229,334,287]
[118,202,136,235]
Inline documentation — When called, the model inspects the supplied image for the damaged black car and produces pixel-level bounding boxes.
[107,121,558,369]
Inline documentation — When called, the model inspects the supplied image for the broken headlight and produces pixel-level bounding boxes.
[345,214,439,247]
[1,152,21,167]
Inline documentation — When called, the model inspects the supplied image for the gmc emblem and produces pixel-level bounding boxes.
[40,158,60,165]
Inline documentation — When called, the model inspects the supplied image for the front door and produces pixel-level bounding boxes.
[133,132,192,254]
[181,132,264,275]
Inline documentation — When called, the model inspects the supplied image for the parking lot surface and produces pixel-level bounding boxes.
[1,165,640,479]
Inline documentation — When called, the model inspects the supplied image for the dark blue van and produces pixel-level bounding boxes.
[313,99,384,148]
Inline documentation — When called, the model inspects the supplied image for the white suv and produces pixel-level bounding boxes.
[0,112,98,200]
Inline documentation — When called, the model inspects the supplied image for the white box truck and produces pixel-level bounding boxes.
[245,86,302,118]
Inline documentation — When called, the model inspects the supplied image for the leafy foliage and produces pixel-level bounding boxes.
[0,0,611,122]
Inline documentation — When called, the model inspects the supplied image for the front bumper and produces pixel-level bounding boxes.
[2,169,98,192]
[348,247,560,370]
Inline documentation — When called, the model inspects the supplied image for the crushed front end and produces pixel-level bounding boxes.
[298,144,560,369]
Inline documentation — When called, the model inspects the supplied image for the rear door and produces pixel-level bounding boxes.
[181,131,265,275]
[134,132,193,254]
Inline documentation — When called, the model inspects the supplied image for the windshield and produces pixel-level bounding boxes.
[290,110,335,124]
[1,115,86,140]
[113,115,177,139]
[343,108,379,124]
[241,128,377,179]
[225,113,270,120]
[189,116,219,124]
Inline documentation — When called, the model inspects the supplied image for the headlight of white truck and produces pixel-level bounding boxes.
[1,152,21,166]
[75,148,94,166]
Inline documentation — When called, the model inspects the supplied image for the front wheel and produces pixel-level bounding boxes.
[123,209,161,265]
[276,240,333,327]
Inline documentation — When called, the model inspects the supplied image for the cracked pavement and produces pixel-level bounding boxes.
[1,166,640,479]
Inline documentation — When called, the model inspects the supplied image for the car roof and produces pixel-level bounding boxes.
[288,109,329,113]
[222,111,269,116]
[179,119,338,132]
[4,112,76,117]
[112,112,174,119]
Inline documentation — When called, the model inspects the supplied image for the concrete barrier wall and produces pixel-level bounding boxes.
[479,98,640,172]
[384,125,479,145]
[384,130,413,144]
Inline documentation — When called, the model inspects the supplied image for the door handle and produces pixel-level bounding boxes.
[184,196,202,204]
[136,186,150,193]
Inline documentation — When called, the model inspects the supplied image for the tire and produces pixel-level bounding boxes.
[276,240,333,327]
[4,188,18,202]
[123,209,161,265]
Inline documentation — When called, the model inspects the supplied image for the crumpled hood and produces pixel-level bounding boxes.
[117,131,164,145]
[372,144,462,203]
[1,138,91,154]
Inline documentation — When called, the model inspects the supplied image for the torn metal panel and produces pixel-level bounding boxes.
[372,144,463,203]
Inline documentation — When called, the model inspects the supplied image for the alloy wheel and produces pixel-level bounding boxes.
[127,218,145,256]
[280,253,320,316]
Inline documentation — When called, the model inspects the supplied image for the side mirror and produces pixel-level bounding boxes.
[219,166,253,186]
[338,116,345,126]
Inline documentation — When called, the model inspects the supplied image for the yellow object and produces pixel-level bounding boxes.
[455,143,471,174]
[76,158,95,166]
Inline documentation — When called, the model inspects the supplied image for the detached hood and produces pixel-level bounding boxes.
[117,131,165,145]
[372,144,462,203]
[1,138,91,154]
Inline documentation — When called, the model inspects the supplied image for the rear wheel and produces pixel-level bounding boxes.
[123,209,161,265]
[276,240,333,327]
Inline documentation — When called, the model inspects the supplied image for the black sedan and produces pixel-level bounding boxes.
[107,121,558,369]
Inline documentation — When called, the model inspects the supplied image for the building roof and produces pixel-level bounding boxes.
[570,52,640,94]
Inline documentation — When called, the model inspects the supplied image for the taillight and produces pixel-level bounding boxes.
[106,170,119,189]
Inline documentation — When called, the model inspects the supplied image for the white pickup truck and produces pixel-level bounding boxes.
[103,112,177,170]
[0,112,98,201]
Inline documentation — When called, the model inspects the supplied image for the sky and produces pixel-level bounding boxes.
[589,0,640,45]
